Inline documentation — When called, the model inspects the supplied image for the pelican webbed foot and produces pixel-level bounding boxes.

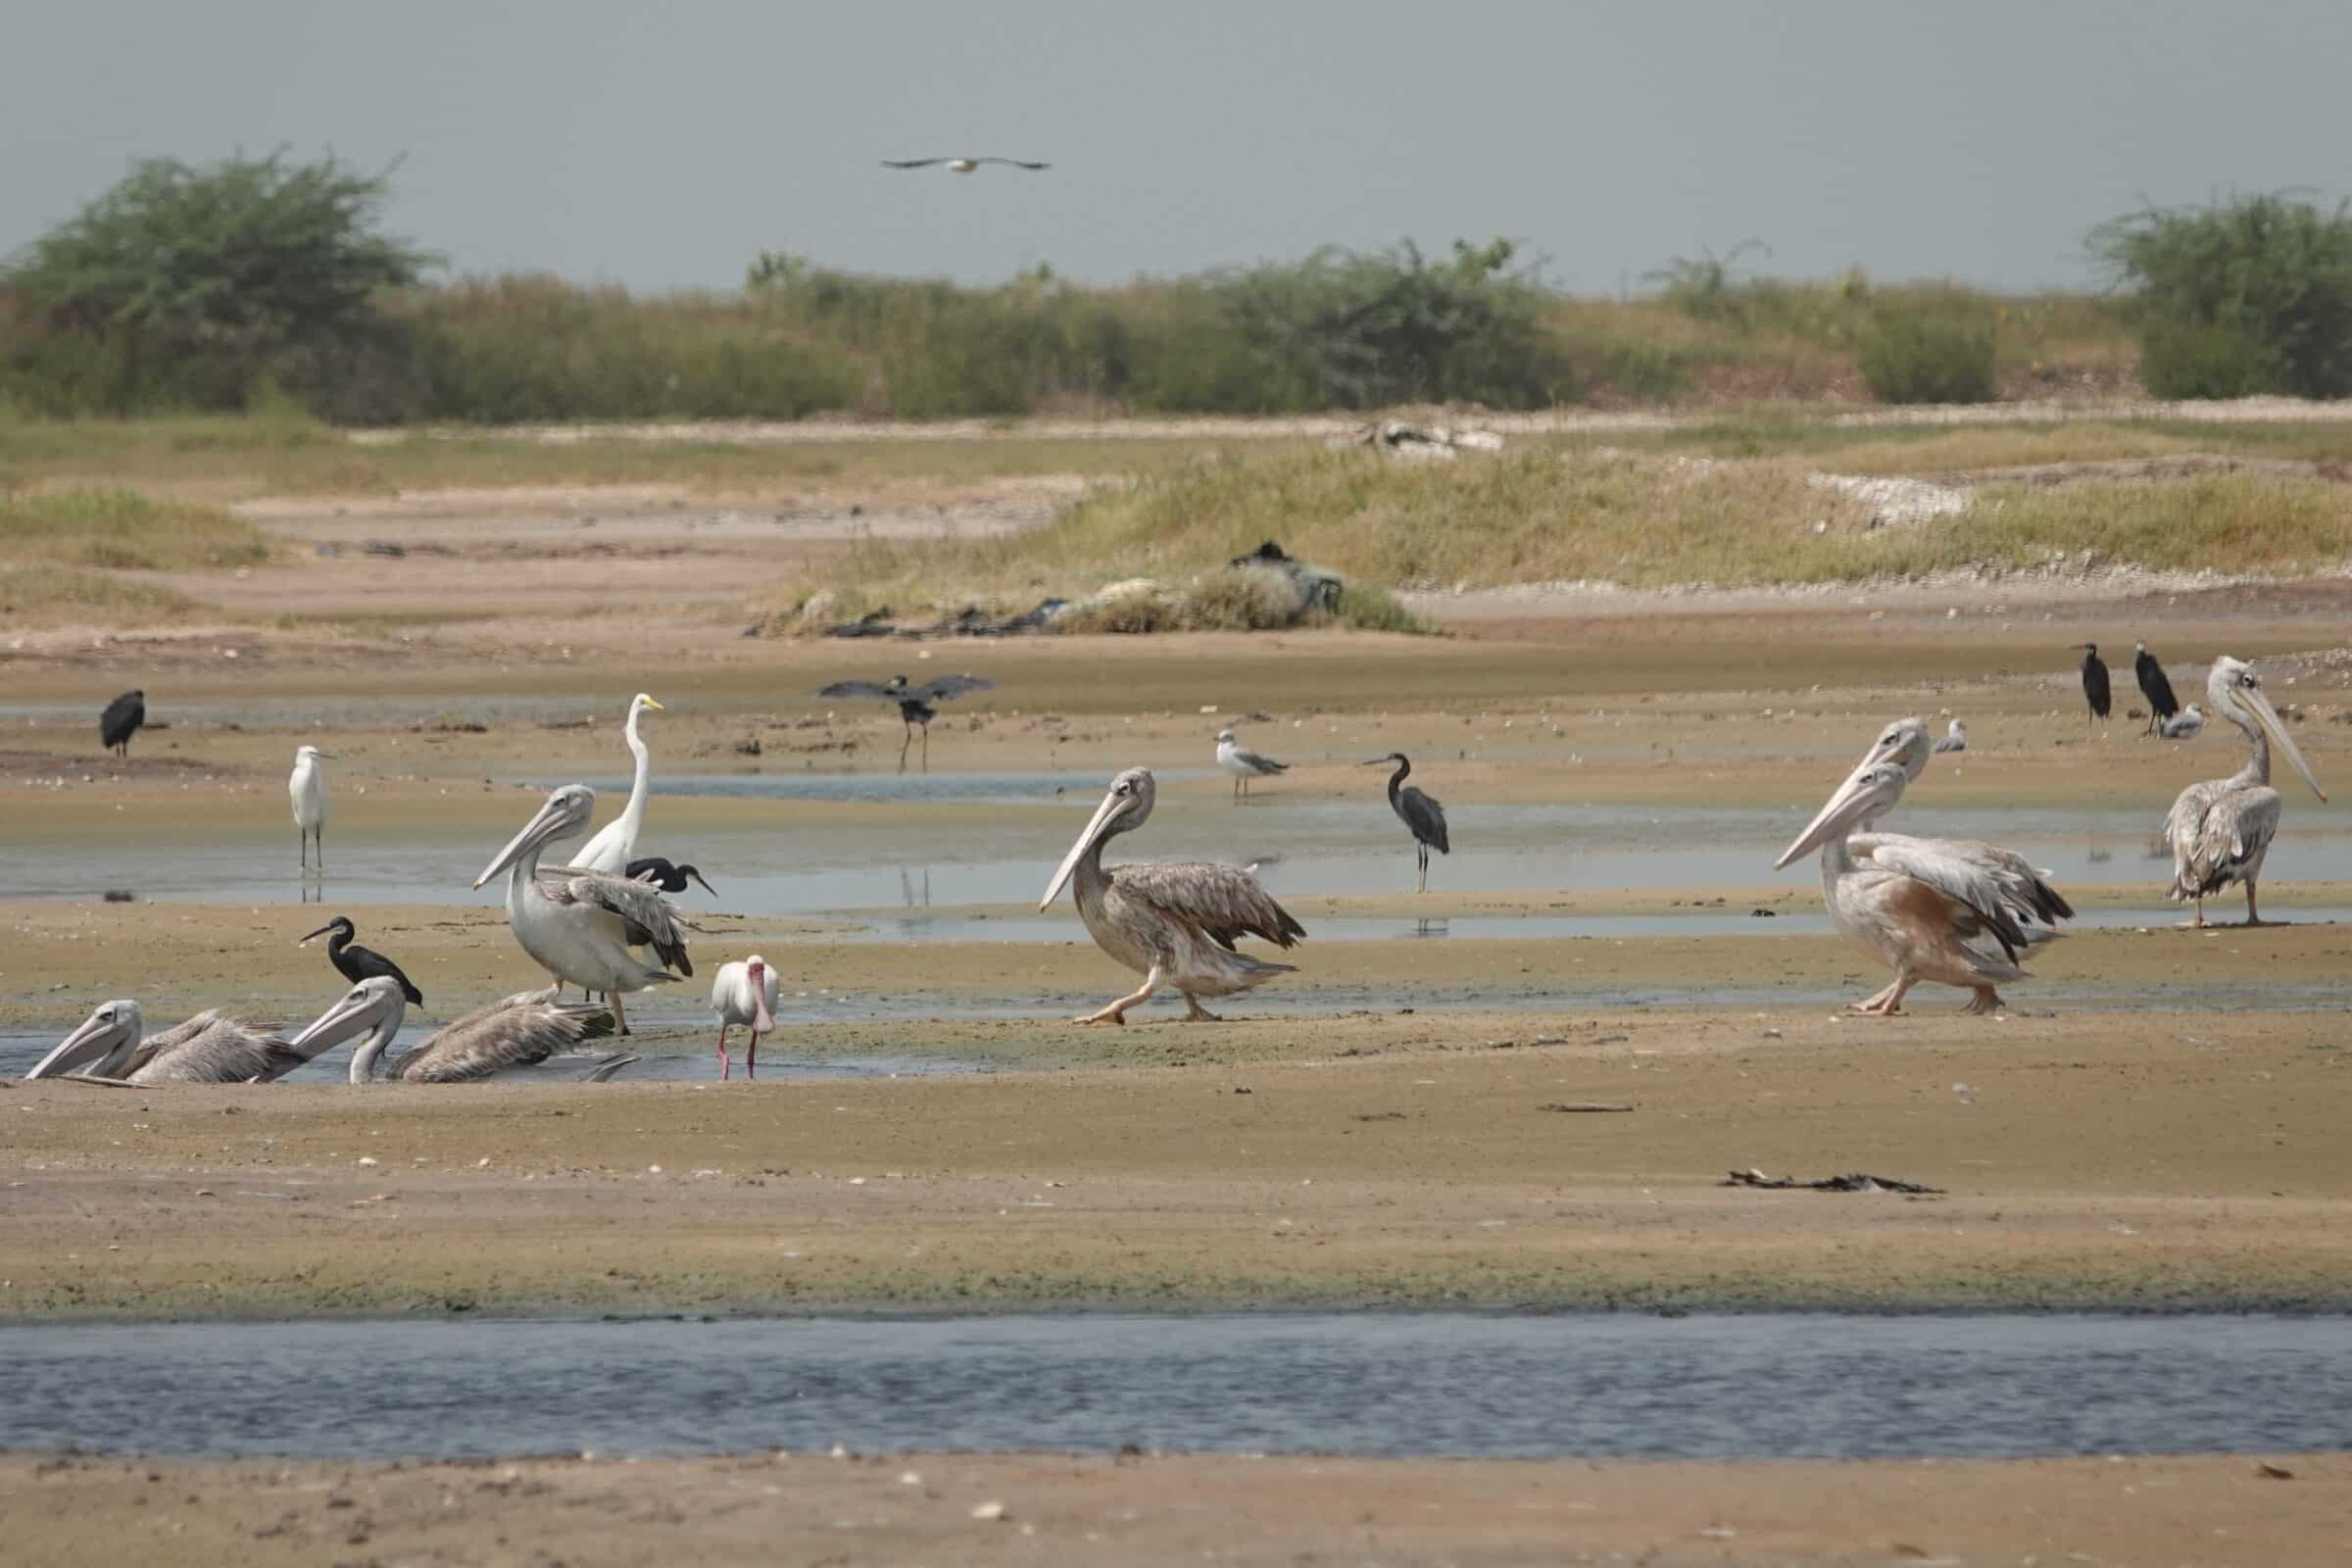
[1961,987,2007,1015]
[1179,997,1224,1022]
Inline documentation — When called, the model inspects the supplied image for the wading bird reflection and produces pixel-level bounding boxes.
[1041,768,1305,1024]
[2162,657,2328,927]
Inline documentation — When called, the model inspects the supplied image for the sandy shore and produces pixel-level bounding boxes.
[6,1448,2345,1567]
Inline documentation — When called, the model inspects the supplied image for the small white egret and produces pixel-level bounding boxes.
[289,745,331,871]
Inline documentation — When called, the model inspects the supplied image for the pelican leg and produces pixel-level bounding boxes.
[2241,880,2278,927]
[2177,893,2208,929]
[1848,979,1901,1013]
[1855,974,1915,1015]
[716,1024,731,1081]
[1179,992,1223,1022]
[1961,986,2007,1015]
[608,990,631,1037]
[1076,964,1161,1026]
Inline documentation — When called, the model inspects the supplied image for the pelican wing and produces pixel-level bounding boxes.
[1109,860,1306,951]
[535,867,693,975]
[1851,833,2073,926]
[396,990,616,1082]
[817,680,901,702]
[1849,838,2031,960]
[910,673,993,704]
[2167,782,2281,897]
[128,1016,311,1084]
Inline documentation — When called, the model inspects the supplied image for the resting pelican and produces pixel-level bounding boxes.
[283,977,636,1082]
[710,955,779,1080]
[475,784,692,1036]
[1041,767,1306,1024]
[1365,754,1449,893]
[26,1003,313,1084]
[1216,727,1289,801]
[1841,717,2072,934]
[574,695,665,873]
[289,745,330,872]
[1776,762,2042,1015]
[2163,657,2327,927]
[2160,704,2205,742]
[1933,719,1968,755]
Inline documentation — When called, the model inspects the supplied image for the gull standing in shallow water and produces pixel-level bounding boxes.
[1776,762,2050,1015]
[573,695,665,874]
[282,977,636,1082]
[475,784,692,1036]
[289,745,330,872]
[2163,657,2327,927]
[1215,727,1289,801]
[1041,768,1305,1024]
[26,1002,315,1084]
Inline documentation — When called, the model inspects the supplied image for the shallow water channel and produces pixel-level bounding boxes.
[1,1312,2346,1462]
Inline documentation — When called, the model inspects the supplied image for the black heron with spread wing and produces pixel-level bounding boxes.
[817,673,995,772]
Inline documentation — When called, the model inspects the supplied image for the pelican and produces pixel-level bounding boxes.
[474,784,692,1036]
[1040,767,1306,1024]
[2134,642,2180,736]
[1933,719,1968,755]
[300,914,424,1005]
[1776,763,2042,1015]
[2162,657,2327,927]
[99,690,145,757]
[1216,728,1289,801]
[881,156,1050,172]
[26,1002,314,1084]
[2160,704,2206,741]
[710,955,779,1080]
[1365,754,1449,893]
[2075,644,2112,727]
[289,745,330,871]
[573,695,665,873]
[282,977,636,1082]
[817,673,993,772]
[1841,717,2073,934]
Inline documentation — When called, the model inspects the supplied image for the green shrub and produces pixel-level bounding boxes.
[2094,195,2352,399]
[1858,313,1997,404]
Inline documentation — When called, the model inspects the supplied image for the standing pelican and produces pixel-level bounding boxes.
[99,690,145,757]
[817,674,993,772]
[1365,753,1449,893]
[474,784,692,1036]
[2160,705,2205,742]
[710,955,779,1080]
[1216,727,1289,801]
[1839,717,2073,934]
[574,695,665,873]
[289,745,330,872]
[26,1002,316,1084]
[300,915,423,1005]
[2075,644,2112,727]
[2163,657,2327,927]
[1776,763,2041,1015]
[1933,719,1968,755]
[2134,642,2180,736]
[1040,768,1306,1024]
[282,977,636,1082]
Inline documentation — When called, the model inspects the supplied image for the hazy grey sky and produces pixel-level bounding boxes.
[8,1,2346,293]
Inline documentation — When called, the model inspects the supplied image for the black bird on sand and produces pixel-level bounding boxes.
[1364,752,1451,894]
[2133,640,2180,736]
[2074,644,2112,727]
[817,673,996,772]
[99,690,146,757]
[626,857,718,896]
[299,915,424,1005]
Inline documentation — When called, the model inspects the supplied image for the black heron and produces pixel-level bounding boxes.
[626,857,718,896]
[817,673,995,772]
[2074,644,2111,727]
[2133,641,2180,736]
[1365,753,1450,893]
[300,915,425,1005]
[99,690,145,757]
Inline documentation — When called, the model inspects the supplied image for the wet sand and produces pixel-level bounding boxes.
[6,1448,2345,1567]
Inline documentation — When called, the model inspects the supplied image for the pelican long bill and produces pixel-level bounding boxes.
[1775,766,1902,870]
[282,981,394,1059]
[2239,679,2327,802]
[474,788,588,890]
[25,1003,137,1080]
[1040,786,1134,910]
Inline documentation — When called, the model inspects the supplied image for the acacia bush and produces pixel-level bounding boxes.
[2094,195,2352,398]
[1857,311,1998,404]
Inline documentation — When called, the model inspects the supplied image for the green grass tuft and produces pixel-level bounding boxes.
[0,488,271,570]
